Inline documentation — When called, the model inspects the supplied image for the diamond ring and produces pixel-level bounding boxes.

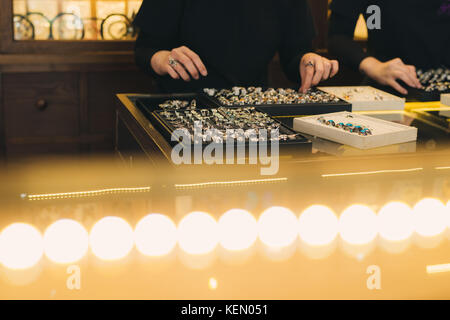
[168,56,179,68]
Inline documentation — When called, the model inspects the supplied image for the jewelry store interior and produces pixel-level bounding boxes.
[0,0,449,300]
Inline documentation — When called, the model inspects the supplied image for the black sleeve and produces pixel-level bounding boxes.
[328,0,369,70]
[278,0,316,84]
[133,0,185,78]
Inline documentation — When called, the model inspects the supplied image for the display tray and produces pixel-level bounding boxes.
[442,94,450,107]
[406,68,450,102]
[318,86,405,111]
[202,87,352,116]
[406,88,448,102]
[293,112,418,150]
[135,96,312,154]
[307,134,417,156]
[135,93,209,114]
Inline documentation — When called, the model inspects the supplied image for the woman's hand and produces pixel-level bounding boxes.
[359,57,422,95]
[300,53,339,93]
[151,46,208,81]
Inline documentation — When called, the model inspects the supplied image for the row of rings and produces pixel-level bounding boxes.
[317,116,373,136]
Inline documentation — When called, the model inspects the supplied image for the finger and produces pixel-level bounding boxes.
[394,70,417,89]
[322,60,332,81]
[300,64,315,93]
[311,59,324,86]
[388,79,408,95]
[330,60,339,78]
[167,65,180,80]
[172,50,200,80]
[392,58,404,66]
[407,65,422,88]
[300,63,306,91]
[181,46,208,76]
[171,61,191,81]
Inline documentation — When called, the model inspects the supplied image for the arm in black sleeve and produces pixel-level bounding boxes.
[278,0,316,84]
[133,0,184,78]
[328,0,368,70]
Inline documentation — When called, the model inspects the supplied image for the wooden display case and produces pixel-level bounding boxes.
[0,0,349,160]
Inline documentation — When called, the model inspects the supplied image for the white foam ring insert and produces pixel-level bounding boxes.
[293,112,418,150]
[318,86,405,111]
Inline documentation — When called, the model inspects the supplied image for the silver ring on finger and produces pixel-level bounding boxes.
[305,61,315,68]
[169,56,179,68]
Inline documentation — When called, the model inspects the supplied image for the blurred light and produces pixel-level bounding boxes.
[339,205,378,245]
[298,205,338,246]
[135,214,177,257]
[378,202,414,242]
[413,198,447,238]
[322,168,423,178]
[44,219,88,264]
[90,217,134,261]
[219,209,257,251]
[175,178,287,190]
[0,223,43,270]
[178,212,218,255]
[427,263,450,274]
[258,207,298,249]
[209,277,218,290]
[26,187,151,201]
[446,201,450,228]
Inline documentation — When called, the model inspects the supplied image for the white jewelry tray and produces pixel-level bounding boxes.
[318,86,405,111]
[441,94,450,107]
[293,112,418,150]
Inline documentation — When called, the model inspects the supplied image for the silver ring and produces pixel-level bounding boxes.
[168,56,178,68]
[305,61,315,68]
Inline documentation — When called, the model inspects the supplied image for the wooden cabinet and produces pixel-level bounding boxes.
[0,0,158,160]
[0,65,156,158]
[3,72,80,138]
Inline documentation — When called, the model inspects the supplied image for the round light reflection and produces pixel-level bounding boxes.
[44,219,89,264]
[90,217,134,261]
[178,212,218,255]
[413,198,447,237]
[0,223,43,270]
[135,214,177,257]
[298,205,338,246]
[258,206,298,249]
[339,205,378,245]
[219,209,257,252]
[378,202,414,242]
[446,200,450,229]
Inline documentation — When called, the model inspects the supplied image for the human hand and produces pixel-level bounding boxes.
[359,57,422,95]
[300,53,339,93]
[151,46,208,81]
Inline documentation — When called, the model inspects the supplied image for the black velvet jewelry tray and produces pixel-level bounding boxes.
[200,87,353,116]
[135,95,312,155]
[405,87,450,102]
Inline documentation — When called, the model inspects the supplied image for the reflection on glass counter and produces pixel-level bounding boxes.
[0,156,449,299]
[13,0,142,40]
